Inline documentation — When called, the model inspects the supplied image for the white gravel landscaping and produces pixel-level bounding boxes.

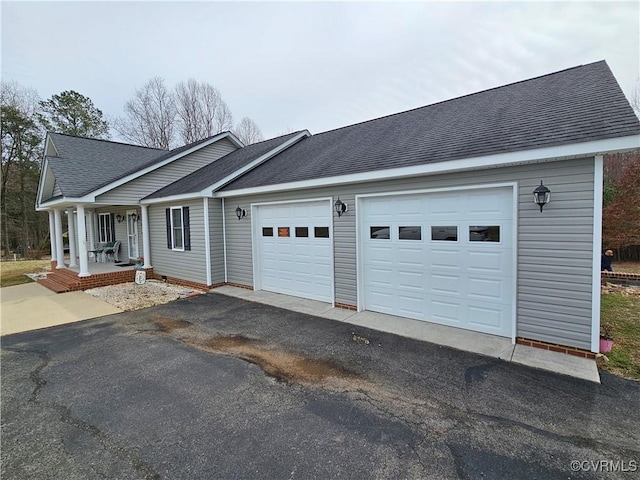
[84,280,205,311]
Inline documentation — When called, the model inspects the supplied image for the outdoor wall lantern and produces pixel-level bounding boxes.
[116,214,124,223]
[334,198,348,217]
[235,206,246,220]
[533,180,551,212]
[131,212,139,222]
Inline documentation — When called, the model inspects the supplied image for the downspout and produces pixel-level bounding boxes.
[222,197,228,283]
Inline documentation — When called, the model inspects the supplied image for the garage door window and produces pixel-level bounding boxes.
[399,226,421,240]
[278,227,290,237]
[295,227,309,237]
[370,226,390,239]
[262,227,273,237]
[431,226,457,242]
[469,226,500,242]
[314,227,330,238]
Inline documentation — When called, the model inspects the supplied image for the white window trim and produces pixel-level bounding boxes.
[98,213,114,243]
[170,206,185,252]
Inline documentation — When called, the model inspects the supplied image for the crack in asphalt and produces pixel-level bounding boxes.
[15,348,162,480]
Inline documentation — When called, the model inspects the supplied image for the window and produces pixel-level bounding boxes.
[262,227,273,237]
[98,213,115,243]
[469,226,500,242]
[165,207,191,251]
[431,226,458,241]
[295,227,309,237]
[399,226,421,240]
[370,226,390,239]
[278,227,290,237]
[314,227,330,238]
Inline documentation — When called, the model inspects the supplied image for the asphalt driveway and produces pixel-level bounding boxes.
[2,293,638,479]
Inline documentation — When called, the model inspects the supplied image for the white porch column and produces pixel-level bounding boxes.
[88,209,96,252]
[54,209,65,269]
[48,210,57,263]
[141,204,152,268]
[67,209,78,267]
[76,204,89,277]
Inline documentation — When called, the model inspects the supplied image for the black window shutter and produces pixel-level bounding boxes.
[110,213,115,242]
[183,207,191,251]
[166,208,172,248]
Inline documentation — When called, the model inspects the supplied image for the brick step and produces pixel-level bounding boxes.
[53,268,83,281]
[47,272,81,288]
[37,277,71,293]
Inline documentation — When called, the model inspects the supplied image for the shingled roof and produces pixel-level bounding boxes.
[144,131,305,200]
[221,61,640,192]
[45,133,237,198]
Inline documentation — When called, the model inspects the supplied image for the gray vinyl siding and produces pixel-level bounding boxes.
[224,157,596,350]
[148,199,208,286]
[208,198,225,285]
[52,178,62,197]
[95,139,237,205]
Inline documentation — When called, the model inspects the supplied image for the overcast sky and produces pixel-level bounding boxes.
[2,1,639,141]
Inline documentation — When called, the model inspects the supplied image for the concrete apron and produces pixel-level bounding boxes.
[212,285,601,383]
[0,283,122,336]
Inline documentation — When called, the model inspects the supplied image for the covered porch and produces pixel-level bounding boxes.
[42,202,153,279]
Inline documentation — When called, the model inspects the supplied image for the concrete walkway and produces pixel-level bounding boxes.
[212,285,601,383]
[0,283,122,336]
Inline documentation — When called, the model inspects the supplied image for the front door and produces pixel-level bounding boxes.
[127,211,139,260]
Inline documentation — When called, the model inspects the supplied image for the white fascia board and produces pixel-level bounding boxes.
[201,130,311,195]
[36,156,50,209]
[80,132,241,202]
[215,134,640,198]
[140,130,311,205]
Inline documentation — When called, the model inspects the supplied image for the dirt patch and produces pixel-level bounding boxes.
[185,334,356,385]
[154,318,192,332]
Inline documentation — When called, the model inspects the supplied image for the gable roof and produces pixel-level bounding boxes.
[220,60,640,192]
[143,131,307,201]
[43,132,242,199]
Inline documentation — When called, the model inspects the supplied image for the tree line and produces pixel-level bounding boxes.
[1,78,265,258]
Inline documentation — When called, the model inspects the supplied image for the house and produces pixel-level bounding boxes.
[36,60,640,357]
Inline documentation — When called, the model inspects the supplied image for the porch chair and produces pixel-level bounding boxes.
[102,240,121,263]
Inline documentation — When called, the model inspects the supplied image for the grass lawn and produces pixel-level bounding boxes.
[600,293,640,381]
[0,259,50,288]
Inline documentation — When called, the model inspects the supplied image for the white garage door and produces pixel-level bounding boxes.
[361,188,513,337]
[255,200,333,303]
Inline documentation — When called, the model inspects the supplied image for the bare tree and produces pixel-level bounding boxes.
[234,117,264,145]
[114,77,176,149]
[175,79,234,144]
[631,78,640,120]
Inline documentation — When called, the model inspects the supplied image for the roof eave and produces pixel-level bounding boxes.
[141,130,311,205]
[215,134,640,198]
[81,131,242,200]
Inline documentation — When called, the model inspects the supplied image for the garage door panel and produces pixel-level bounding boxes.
[468,277,504,301]
[429,249,462,269]
[257,201,333,303]
[362,187,513,338]
[468,305,506,330]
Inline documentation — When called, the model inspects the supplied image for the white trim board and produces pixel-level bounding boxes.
[216,134,639,198]
[591,155,604,353]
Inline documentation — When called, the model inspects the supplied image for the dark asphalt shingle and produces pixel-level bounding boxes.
[144,132,304,199]
[221,61,640,191]
[45,133,235,198]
